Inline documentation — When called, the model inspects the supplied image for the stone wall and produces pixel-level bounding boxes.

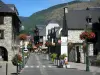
[68,30,94,63]
[0,16,14,61]
[68,30,84,43]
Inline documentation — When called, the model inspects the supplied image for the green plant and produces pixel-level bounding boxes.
[50,53,57,62]
[96,60,100,66]
[80,31,95,40]
[24,52,28,56]
[11,54,22,66]
[59,54,67,59]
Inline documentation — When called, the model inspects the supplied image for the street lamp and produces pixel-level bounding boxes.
[48,30,51,60]
[85,7,92,71]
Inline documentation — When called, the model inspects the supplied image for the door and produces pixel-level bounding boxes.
[76,46,80,63]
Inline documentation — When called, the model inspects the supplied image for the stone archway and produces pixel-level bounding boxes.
[0,46,8,61]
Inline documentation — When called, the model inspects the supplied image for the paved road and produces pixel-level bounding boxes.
[19,53,100,75]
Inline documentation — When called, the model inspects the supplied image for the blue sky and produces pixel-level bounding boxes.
[3,0,74,17]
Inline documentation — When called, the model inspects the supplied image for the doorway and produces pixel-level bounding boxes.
[0,47,8,61]
[76,46,80,63]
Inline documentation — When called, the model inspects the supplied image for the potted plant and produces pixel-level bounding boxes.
[11,54,22,66]
[50,53,57,62]
[59,54,67,68]
[59,54,67,60]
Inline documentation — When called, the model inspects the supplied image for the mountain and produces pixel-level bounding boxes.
[19,16,28,22]
[21,1,100,32]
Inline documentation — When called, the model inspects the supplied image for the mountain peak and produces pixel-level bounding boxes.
[22,1,100,32]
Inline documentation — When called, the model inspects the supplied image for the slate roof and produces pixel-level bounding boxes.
[36,25,46,32]
[39,27,46,36]
[45,19,61,27]
[7,4,19,15]
[0,0,21,22]
[0,0,15,13]
[65,8,100,29]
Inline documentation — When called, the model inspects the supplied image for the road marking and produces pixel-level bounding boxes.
[43,65,46,68]
[25,65,55,68]
[25,65,28,68]
[36,66,39,68]
[35,54,48,75]
[48,65,52,68]
[30,66,34,68]
[24,65,54,68]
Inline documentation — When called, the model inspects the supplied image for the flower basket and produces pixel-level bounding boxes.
[80,31,95,40]
[45,41,52,46]
[18,34,27,40]
[11,54,22,66]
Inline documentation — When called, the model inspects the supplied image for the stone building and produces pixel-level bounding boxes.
[0,1,21,61]
[64,7,100,63]
[47,7,100,64]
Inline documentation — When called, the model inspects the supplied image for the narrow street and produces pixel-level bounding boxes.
[19,53,99,75]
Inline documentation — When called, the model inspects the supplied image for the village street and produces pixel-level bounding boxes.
[19,53,100,75]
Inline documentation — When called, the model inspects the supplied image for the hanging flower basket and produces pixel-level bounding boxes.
[45,41,52,46]
[18,34,27,40]
[11,54,22,66]
[80,31,95,40]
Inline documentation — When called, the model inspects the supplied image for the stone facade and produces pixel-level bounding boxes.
[0,16,14,61]
[68,30,94,63]
[68,30,84,43]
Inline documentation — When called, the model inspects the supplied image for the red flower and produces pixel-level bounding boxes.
[80,31,95,40]
[45,41,51,46]
[18,34,27,40]
[17,54,22,61]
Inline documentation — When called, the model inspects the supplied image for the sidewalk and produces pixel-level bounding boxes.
[68,62,100,73]
[0,61,16,75]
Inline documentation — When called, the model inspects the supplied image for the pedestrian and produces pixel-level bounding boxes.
[60,59,64,68]
[64,56,68,68]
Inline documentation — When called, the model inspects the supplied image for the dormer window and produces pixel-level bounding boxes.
[0,16,4,24]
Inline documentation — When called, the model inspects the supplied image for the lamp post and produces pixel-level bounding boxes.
[21,46,24,68]
[61,7,68,59]
[85,7,92,71]
[47,30,50,60]
[20,41,24,68]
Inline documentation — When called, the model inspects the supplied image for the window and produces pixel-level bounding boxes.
[0,16,4,24]
[0,30,4,39]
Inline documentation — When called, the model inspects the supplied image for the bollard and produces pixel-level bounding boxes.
[54,59,56,65]
[6,63,8,75]
[17,64,18,75]
[55,59,57,66]
[57,59,60,67]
